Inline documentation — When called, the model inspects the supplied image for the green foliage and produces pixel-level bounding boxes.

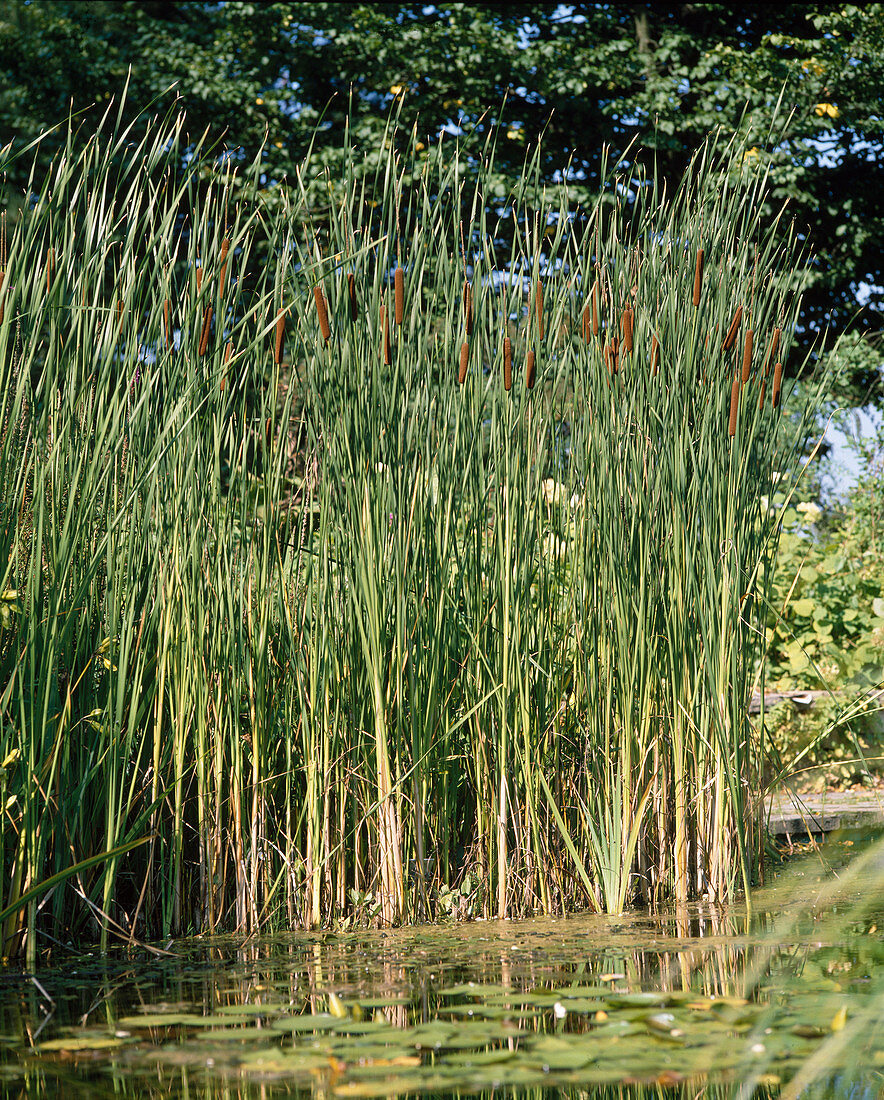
[0,2,881,402]
[762,432,884,787]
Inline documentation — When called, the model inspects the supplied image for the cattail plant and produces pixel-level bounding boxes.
[0,96,833,964]
[458,341,469,384]
[723,304,743,351]
[162,298,172,350]
[772,361,784,408]
[199,306,213,356]
[765,327,781,375]
[219,237,230,298]
[348,273,358,322]
[381,300,391,365]
[394,266,404,325]
[535,280,544,340]
[692,247,704,307]
[221,340,232,391]
[741,329,753,383]
[622,304,633,354]
[313,286,330,342]
[728,369,741,436]
[275,307,286,364]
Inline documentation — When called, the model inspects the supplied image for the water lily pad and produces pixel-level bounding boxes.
[447,1046,516,1067]
[402,1022,457,1048]
[38,1034,133,1052]
[439,1003,540,1019]
[116,1013,236,1028]
[329,1021,399,1036]
[557,998,610,1013]
[215,1003,276,1016]
[605,992,670,1008]
[351,996,413,1009]
[236,1047,341,1073]
[435,982,505,997]
[522,1036,595,1071]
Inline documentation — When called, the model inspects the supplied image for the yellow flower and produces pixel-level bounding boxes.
[801,59,825,76]
[506,126,522,140]
[389,84,404,96]
[743,146,760,162]
[814,102,839,118]
[274,141,283,148]
[414,141,425,152]
[256,97,264,105]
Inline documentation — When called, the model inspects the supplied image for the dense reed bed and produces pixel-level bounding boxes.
[0,105,831,960]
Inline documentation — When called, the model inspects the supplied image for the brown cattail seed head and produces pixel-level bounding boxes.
[535,281,544,340]
[503,336,512,391]
[741,328,754,383]
[163,299,172,350]
[526,348,536,390]
[772,361,783,409]
[394,266,404,325]
[610,334,619,375]
[199,306,213,356]
[582,304,591,342]
[45,248,54,293]
[651,334,660,375]
[692,248,704,308]
[348,273,358,322]
[275,308,286,364]
[765,328,781,376]
[592,280,599,335]
[464,282,473,336]
[458,341,469,384]
[757,378,766,410]
[728,370,741,437]
[219,238,230,297]
[723,304,743,352]
[622,305,633,354]
[313,285,330,342]
[196,266,203,293]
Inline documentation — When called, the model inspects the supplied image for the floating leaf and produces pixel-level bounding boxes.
[38,1035,133,1052]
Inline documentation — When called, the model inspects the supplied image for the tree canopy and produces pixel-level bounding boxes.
[1,1,881,401]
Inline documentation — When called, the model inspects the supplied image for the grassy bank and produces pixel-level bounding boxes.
[0,104,830,959]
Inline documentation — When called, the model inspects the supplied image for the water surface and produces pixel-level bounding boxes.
[1,836,881,1098]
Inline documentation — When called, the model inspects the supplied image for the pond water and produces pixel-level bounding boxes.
[1,834,882,1099]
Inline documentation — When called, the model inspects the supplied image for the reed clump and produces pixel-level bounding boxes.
[0,101,833,960]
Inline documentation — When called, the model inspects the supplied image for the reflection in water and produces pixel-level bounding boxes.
[0,837,881,1098]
